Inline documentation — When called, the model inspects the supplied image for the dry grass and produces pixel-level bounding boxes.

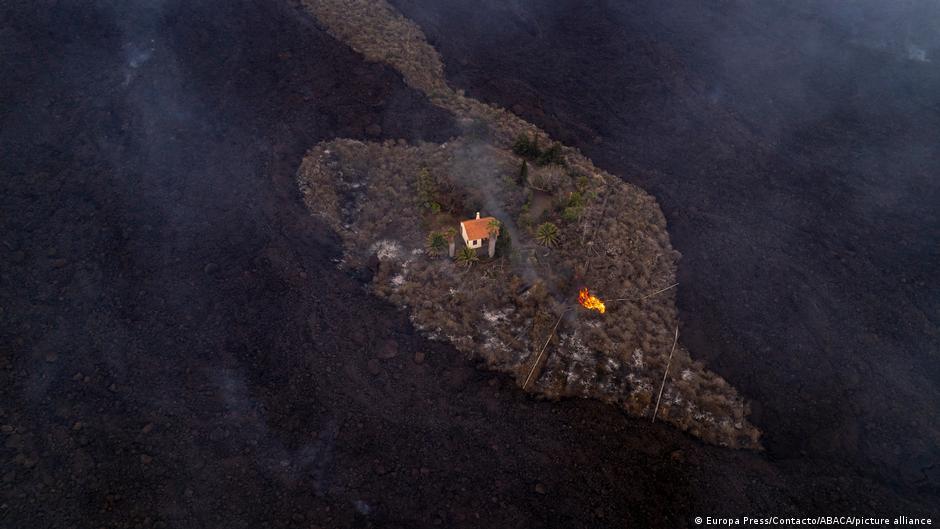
[297,0,761,449]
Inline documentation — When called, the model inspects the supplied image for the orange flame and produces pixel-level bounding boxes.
[578,287,606,314]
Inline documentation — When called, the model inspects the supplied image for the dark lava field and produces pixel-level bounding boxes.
[2,1,938,528]
[393,0,940,494]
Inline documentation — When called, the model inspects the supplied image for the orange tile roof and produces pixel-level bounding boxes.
[461,216,497,241]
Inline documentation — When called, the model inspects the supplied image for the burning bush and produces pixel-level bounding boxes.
[578,288,606,314]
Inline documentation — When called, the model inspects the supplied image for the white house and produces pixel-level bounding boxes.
[460,212,499,258]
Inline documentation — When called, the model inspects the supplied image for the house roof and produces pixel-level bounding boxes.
[461,216,498,241]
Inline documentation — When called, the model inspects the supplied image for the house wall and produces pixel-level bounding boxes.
[460,221,490,250]
[461,223,484,248]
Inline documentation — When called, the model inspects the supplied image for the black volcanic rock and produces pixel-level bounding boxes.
[2,0,936,527]
[392,0,939,509]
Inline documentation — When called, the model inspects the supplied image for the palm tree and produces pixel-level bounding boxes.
[425,231,447,256]
[442,226,458,257]
[455,246,479,268]
[487,218,501,237]
[535,222,560,248]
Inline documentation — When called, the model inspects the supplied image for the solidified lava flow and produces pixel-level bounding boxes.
[4,0,938,527]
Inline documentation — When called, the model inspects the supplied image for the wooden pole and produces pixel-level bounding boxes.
[651,325,679,423]
[522,308,570,390]
[606,282,677,303]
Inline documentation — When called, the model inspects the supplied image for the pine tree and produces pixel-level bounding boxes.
[517,160,528,186]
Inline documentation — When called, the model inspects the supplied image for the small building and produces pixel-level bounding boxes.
[460,212,499,258]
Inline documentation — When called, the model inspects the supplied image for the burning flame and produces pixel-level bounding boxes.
[578,287,606,314]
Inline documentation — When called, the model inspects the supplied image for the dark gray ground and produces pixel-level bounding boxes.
[393,0,940,491]
[1,1,937,528]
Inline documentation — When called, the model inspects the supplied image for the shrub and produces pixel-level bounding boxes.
[562,206,581,223]
[514,136,564,166]
[576,174,589,193]
[536,142,564,166]
[495,228,512,257]
[567,191,584,209]
[512,134,541,158]
[518,210,532,229]
[560,191,584,222]
[416,167,437,210]
[530,165,564,193]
